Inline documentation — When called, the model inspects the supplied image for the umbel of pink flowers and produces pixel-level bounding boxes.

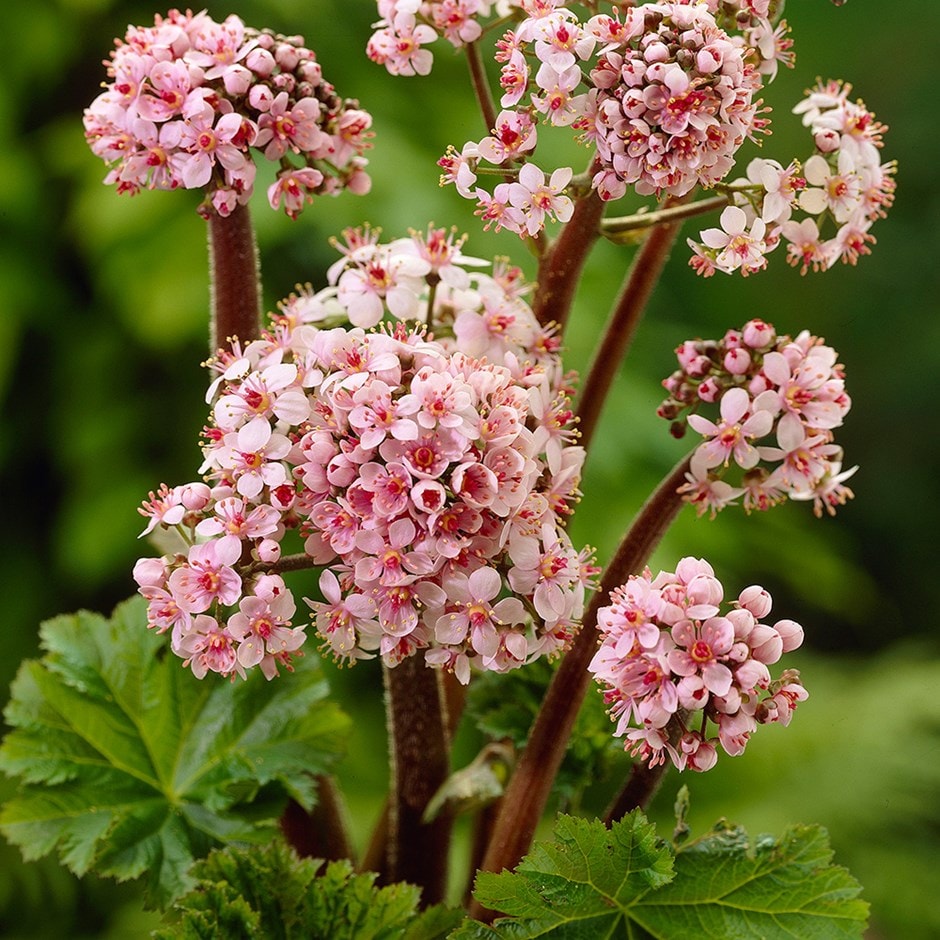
[134,228,595,684]
[589,557,808,772]
[374,1,893,274]
[686,80,895,277]
[659,318,856,518]
[83,9,373,218]
[431,1,771,228]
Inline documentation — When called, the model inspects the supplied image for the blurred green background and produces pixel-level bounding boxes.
[2,0,938,936]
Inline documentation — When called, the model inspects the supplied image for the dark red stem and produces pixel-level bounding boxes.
[207,202,262,351]
[383,656,453,905]
[576,199,687,452]
[279,775,354,861]
[469,453,692,920]
[466,41,498,135]
[533,167,605,328]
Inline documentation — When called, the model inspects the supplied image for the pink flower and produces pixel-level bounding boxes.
[255,93,326,160]
[216,416,292,498]
[699,206,769,277]
[138,483,187,536]
[168,540,243,613]
[306,570,380,664]
[175,108,254,190]
[178,614,239,678]
[228,590,299,668]
[589,559,808,772]
[687,387,775,470]
[195,496,281,553]
[508,164,574,235]
[434,567,525,658]
[366,15,437,77]
[268,167,325,218]
[477,111,537,164]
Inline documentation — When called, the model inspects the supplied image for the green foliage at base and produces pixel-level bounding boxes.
[156,841,463,940]
[0,597,350,907]
[455,813,868,939]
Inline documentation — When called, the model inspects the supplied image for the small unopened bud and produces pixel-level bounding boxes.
[815,129,840,153]
[697,376,721,402]
[738,584,773,618]
[774,619,805,652]
[742,318,775,348]
[724,348,752,375]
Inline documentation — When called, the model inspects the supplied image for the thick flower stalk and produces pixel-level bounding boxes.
[688,81,895,276]
[659,318,856,517]
[589,557,808,773]
[133,228,594,683]
[83,10,373,218]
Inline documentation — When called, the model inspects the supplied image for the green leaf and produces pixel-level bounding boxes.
[633,820,870,940]
[0,597,350,907]
[155,841,463,939]
[455,813,868,939]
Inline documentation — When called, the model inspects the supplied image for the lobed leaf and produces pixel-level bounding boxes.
[455,812,868,939]
[155,841,463,939]
[0,597,350,907]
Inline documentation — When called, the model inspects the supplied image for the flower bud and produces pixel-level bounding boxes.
[737,584,773,617]
[643,41,670,63]
[723,347,752,375]
[246,48,276,78]
[222,64,252,97]
[814,129,840,153]
[133,557,167,588]
[749,624,783,664]
[774,618,805,652]
[697,376,721,402]
[257,539,281,563]
[742,318,775,348]
[274,42,301,71]
[248,84,274,111]
[179,482,212,511]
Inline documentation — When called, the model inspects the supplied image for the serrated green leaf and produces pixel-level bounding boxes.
[0,597,350,907]
[455,813,868,939]
[631,821,870,939]
[156,841,463,939]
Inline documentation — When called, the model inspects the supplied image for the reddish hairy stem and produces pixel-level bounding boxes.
[532,160,605,329]
[280,775,354,861]
[576,197,687,452]
[468,453,692,921]
[362,670,466,880]
[383,656,453,905]
[465,41,498,136]
[603,761,669,827]
[207,202,262,351]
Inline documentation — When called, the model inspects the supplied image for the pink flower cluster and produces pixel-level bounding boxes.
[588,2,765,200]
[688,80,895,276]
[83,9,372,218]
[433,1,779,235]
[134,228,594,683]
[589,557,807,772]
[659,319,856,518]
